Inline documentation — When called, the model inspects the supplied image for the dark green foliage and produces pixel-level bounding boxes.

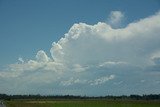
[1,94,160,101]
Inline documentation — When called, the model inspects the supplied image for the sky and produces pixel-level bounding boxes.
[0,0,160,96]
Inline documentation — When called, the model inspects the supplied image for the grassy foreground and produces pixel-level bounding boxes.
[5,100,160,107]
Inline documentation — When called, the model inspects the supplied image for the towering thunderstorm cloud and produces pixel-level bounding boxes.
[0,11,160,95]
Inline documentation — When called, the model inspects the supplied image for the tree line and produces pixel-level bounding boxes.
[0,93,160,100]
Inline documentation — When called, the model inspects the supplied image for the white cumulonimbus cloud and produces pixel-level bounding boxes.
[0,11,160,95]
[36,50,50,62]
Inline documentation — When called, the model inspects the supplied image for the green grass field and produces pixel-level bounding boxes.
[5,100,160,107]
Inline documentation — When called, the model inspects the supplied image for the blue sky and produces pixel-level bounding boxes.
[0,0,160,95]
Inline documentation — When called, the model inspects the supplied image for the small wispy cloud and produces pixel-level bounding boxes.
[60,77,87,86]
[60,75,115,86]
[107,11,124,28]
[18,57,24,63]
[90,75,115,85]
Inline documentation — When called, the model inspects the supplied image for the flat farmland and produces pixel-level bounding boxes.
[5,100,160,107]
